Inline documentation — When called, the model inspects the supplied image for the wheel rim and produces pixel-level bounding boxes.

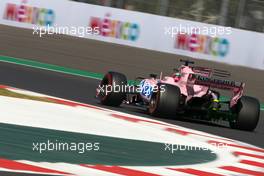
[101,74,112,101]
[149,94,158,114]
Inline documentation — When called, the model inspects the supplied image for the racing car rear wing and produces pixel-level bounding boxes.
[190,74,245,91]
[188,74,245,107]
[212,69,231,78]
[191,67,231,78]
[192,67,212,77]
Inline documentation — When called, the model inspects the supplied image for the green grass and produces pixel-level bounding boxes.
[0,89,55,103]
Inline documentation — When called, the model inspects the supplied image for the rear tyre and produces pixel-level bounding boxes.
[148,83,181,117]
[230,96,260,131]
[99,71,127,106]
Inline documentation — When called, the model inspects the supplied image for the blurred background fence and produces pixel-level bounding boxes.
[72,0,264,33]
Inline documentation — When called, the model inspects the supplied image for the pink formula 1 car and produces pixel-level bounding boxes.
[96,60,260,131]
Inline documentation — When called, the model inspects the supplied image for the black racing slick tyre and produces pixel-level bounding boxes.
[230,96,260,131]
[148,83,181,117]
[99,71,127,106]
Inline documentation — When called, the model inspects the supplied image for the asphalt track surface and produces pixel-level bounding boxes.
[1,24,264,101]
[0,25,263,149]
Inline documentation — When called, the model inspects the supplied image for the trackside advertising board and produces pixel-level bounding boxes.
[0,0,264,70]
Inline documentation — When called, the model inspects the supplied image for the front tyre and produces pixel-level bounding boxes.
[98,71,127,106]
[230,96,260,131]
[148,83,181,117]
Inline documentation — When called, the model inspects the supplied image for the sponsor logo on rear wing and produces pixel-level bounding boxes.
[188,74,244,106]
[191,67,232,78]
[192,66,212,77]
[190,74,244,90]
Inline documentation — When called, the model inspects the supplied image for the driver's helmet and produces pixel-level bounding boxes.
[172,69,181,81]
